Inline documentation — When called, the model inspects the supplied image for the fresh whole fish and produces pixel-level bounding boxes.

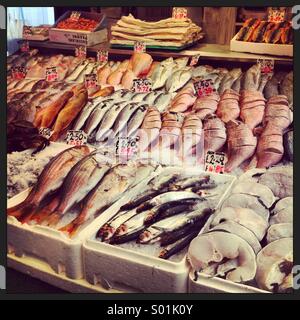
[242,64,261,91]
[143,91,162,104]
[7,146,90,219]
[83,99,113,136]
[136,191,201,213]
[279,71,293,109]
[73,101,99,131]
[165,67,192,93]
[97,63,111,85]
[65,60,89,82]
[216,89,240,123]
[95,101,129,141]
[59,161,157,236]
[193,93,220,119]
[154,93,172,113]
[44,151,112,227]
[121,69,135,90]
[151,62,174,90]
[218,68,242,94]
[203,114,227,153]
[131,92,149,102]
[168,84,196,113]
[76,62,98,83]
[127,104,149,137]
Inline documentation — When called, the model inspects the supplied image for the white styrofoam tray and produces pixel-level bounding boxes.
[83,167,236,293]
[230,33,293,57]
[188,271,269,293]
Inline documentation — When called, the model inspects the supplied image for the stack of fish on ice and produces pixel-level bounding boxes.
[188,165,293,292]
[110,14,203,48]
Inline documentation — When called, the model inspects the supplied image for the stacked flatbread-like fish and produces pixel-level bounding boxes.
[110,14,203,47]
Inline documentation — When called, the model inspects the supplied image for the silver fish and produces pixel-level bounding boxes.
[127,104,149,137]
[165,67,192,93]
[131,92,149,102]
[76,62,98,83]
[84,99,113,136]
[143,91,162,104]
[112,102,141,136]
[73,101,99,130]
[136,191,201,213]
[151,60,174,90]
[154,92,172,112]
[65,60,89,82]
[219,68,242,94]
[95,101,129,141]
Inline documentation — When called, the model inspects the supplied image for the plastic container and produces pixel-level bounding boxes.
[83,167,236,293]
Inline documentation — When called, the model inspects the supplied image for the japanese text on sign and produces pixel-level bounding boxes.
[85,73,98,89]
[134,41,146,53]
[205,151,226,174]
[75,46,87,59]
[70,11,81,22]
[132,79,152,93]
[172,7,188,19]
[257,59,274,74]
[193,78,216,98]
[39,127,53,139]
[268,8,286,22]
[20,40,29,52]
[45,66,58,82]
[97,50,108,63]
[12,66,27,80]
[66,130,87,146]
[116,136,139,159]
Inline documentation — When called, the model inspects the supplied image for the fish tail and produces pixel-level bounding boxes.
[59,220,80,238]
[44,212,62,227]
[7,202,35,220]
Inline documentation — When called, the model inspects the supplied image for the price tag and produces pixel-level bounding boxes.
[97,50,108,63]
[20,40,29,52]
[257,59,274,74]
[22,26,32,39]
[193,78,216,98]
[85,73,98,89]
[132,79,152,93]
[189,54,201,66]
[116,136,139,158]
[268,8,286,22]
[134,41,146,53]
[70,11,81,22]
[172,7,188,19]
[75,46,87,59]
[45,66,58,82]
[66,130,87,146]
[205,151,226,174]
[39,127,53,139]
[11,66,27,80]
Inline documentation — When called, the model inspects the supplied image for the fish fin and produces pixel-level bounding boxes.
[59,220,80,238]
[44,212,62,227]
[7,203,35,220]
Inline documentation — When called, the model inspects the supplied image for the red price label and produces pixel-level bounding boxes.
[75,46,87,59]
[97,50,108,63]
[193,79,216,98]
[11,66,27,80]
[66,130,87,146]
[70,11,81,22]
[257,59,274,74]
[205,151,226,174]
[172,7,188,19]
[85,73,98,89]
[268,9,285,22]
[20,41,29,52]
[132,79,152,93]
[45,66,58,82]
[134,41,146,53]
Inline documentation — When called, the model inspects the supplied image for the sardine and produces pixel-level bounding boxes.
[44,151,112,227]
[127,104,149,137]
[83,99,114,136]
[95,101,129,141]
[7,146,90,219]
[136,191,201,213]
[59,161,156,236]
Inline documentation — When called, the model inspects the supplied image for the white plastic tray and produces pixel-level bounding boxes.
[83,167,236,293]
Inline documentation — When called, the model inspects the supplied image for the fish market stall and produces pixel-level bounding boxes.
[6,6,293,294]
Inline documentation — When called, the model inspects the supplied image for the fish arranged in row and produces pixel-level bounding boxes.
[203,115,226,153]
[192,93,220,119]
[216,89,240,123]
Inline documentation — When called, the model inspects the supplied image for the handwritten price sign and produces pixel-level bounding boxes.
[172,7,188,19]
[257,59,274,74]
[134,41,146,53]
[268,8,286,22]
[66,130,87,146]
[189,54,200,66]
[70,11,81,22]
[75,46,87,59]
[97,50,108,63]
[39,127,53,139]
[116,136,139,159]
[132,79,152,93]
[193,78,216,98]
[11,66,27,80]
[85,73,98,89]
[45,66,58,82]
[20,40,29,52]
[205,151,226,174]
